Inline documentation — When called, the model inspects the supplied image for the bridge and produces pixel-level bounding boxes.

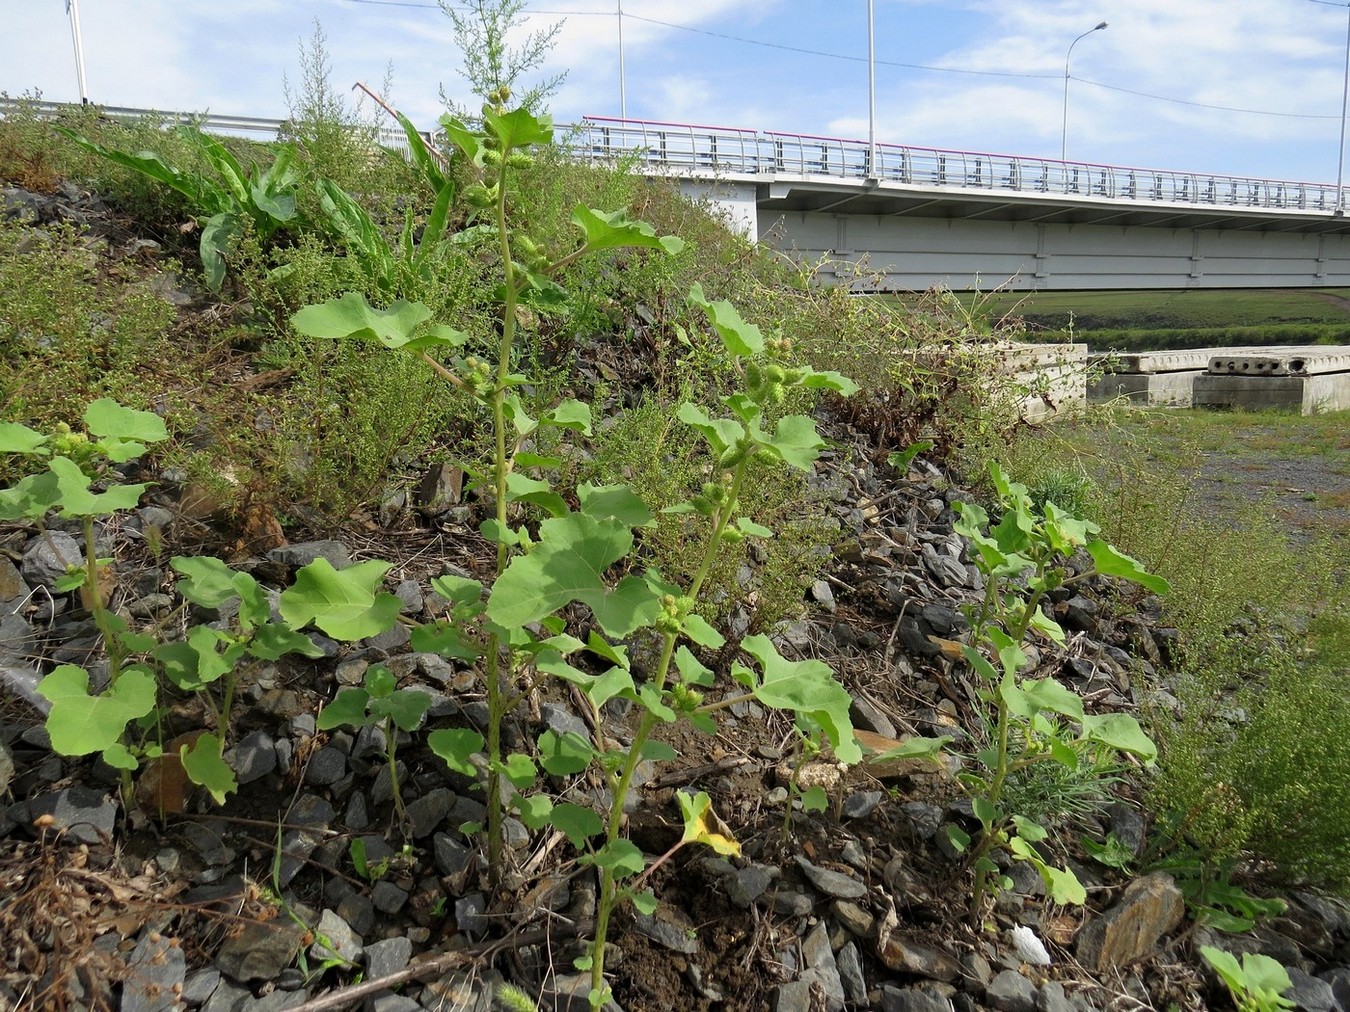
[569,117,1350,292]
[9,99,1350,292]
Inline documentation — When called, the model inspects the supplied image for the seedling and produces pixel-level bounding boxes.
[1200,947,1294,1012]
[318,664,432,826]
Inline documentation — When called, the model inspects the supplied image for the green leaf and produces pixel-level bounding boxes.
[674,647,714,687]
[761,415,827,471]
[504,472,568,518]
[317,688,373,730]
[886,440,933,473]
[638,682,676,722]
[640,740,679,762]
[0,469,60,521]
[38,665,156,757]
[1237,954,1295,1004]
[372,689,432,733]
[291,292,435,349]
[428,728,485,776]
[171,555,242,608]
[866,735,951,764]
[538,730,594,776]
[500,752,537,790]
[199,211,239,293]
[569,205,684,256]
[550,803,604,849]
[541,399,592,435]
[687,283,763,356]
[586,630,630,669]
[1081,712,1157,762]
[971,796,997,828]
[483,107,554,151]
[740,635,860,764]
[515,794,554,831]
[796,367,858,396]
[1087,541,1171,595]
[488,513,660,637]
[1028,605,1066,645]
[101,742,139,771]
[249,622,326,661]
[593,839,646,878]
[47,456,149,516]
[799,786,829,812]
[411,620,482,661]
[629,889,659,916]
[578,484,653,527]
[480,519,522,546]
[182,733,238,805]
[1021,678,1084,720]
[1040,863,1087,905]
[735,517,773,538]
[394,109,448,192]
[84,399,167,444]
[430,574,484,607]
[279,558,403,641]
[681,613,725,648]
[439,116,485,165]
[0,422,49,455]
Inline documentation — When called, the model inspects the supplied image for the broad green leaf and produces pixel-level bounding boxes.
[1028,605,1066,645]
[431,574,484,607]
[182,733,238,805]
[480,519,522,546]
[102,742,139,771]
[403,323,472,351]
[542,399,592,435]
[674,647,714,687]
[945,824,971,852]
[797,368,859,396]
[291,292,433,348]
[1235,953,1295,1006]
[0,422,48,455]
[249,622,326,660]
[410,620,482,661]
[630,890,659,916]
[171,555,241,608]
[1040,863,1087,905]
[318,688,373,730]
[676,790,742,856]
[483,107,554,151]
[886,441,933,473]
[488,513,660,637]
[1011,814,1049,842]
[504,472,568,518]
[675,401,744,457]
[593,839,646,878]
[570,205,685,256]
[1081,713,1157,762]
[687,283,764,356]
[640,740,679,762]
[735,517,773,538]
[278,558,402,641]
[638,682,676,722]
[1087,541,1171,595]
[1021,678,1084,720]
[578,484,653,527]
[1200,947,1248,997]
[428,728,485,776]
[315,179,394,289]
[761,415,827,471]
[394,109,447,192]
[48,456,149,516]
[741,635,860,764]
[200,211,240,294]
[960,643,1000,683]
[84,399,168,444]
[439,116,485,165]
[538,730,594,776]
[372,689,431,732]
[972,796,997,828]
[500,752,538,790]
[515,794,554,831]
[681,613,724,648]
[799,786,830,813]
[586,630,630,669]
[550,803,604,849]
[0,468,60,521]
[38,665,156,756]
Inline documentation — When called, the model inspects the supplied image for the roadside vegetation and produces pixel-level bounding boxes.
[2,9,1348,1007]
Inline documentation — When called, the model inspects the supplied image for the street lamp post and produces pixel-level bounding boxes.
[66,0,90,104]
[617,0,627,120]
[1336,2,1350,213]
[867,0,877,179]
[1061,21,1107,163]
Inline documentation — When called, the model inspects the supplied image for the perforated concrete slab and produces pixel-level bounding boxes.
[1207,347,1350,377]
[1093,347,1307,375]
[1193,372,1350,414]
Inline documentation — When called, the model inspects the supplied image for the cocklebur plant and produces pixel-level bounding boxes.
[317,664,432,826]
[1200,947,1295,1012]
[934,462,1169,923]
[290,91,685,876]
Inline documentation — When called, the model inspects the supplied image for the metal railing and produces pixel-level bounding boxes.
[4,99,1338,215]
[570,116,1341,214]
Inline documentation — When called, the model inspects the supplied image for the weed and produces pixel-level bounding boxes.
[1200,947,1294,1012]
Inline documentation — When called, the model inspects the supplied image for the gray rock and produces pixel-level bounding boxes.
[922,544,969,588]
[849,695,896,737]
[832,899,874,938]
[1106,802,1146,858]
[876,935,961,981]
[727,864,775,908]
[305,746,347,786]
[352,723,388,761]
[202,979,308,1011]
[229,730,277,785]
[393,578,423,614]
[22,531,82,587]
[0,612,37,657]
[27,786,117,844]
[434,832,474,879]
[901,801,945,839]
[1076,873,1184,972]
[455,892,488,940]
[795,855,867,899]
[311,908,364,965]
[365,623,411,653]
[371,880,409,914]
[540,702,591,741]
[772,890,816,917]
[214,919,308,982]
[405,787,455,838]
[1285,968,1337,1012]
[0,741,12,797]
[120,930,186,1012]
[1320,967,1350,1010]
[1037,981,1075,1012]
[799,920,845,1012]
[836,941,868,1004]
[181,967,220,1006]
[364,936,413,979]
[337,891,375,938]
[987,970,1038,1012]
[0,556,28,605]
[842,790,883,820]
[634,908,699,954]
[267,541,351,569]
[880,985,953,1012]
[364,994,421,1012]
[810,579,836,611]
[275,795,335,886]
[774,981,813,1012]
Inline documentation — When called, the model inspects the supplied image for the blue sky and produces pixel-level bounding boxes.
[5,1,1350,184]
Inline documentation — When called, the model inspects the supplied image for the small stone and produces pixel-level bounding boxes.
[810,580,836,611]
[305,746,347,786]
[987,970,1038,1012]
[267,541,352,569]
[832,900,875,938]
[727,863,775,908]
[837,941,868,1004]
[1038,981,1075,1012]
[842,791,883,820]
[880,984,952,1012]
[772,890,816,917]
[455,892,488,939]
[901,801,945,839]
[800,921,845,1012]
[405,787,455,838]
[181,967,220,1005]
[335,658,369,686]
[121,929,186,1012]
[876,936,961,981]
[433,832,473,879]
[634,908,699,954]
[22,531,82,587]
[215,920,308,982]
[230,730,277,785]
[363,935,413,979]
[371,880,409,914]
[795,856,867,900]
[27,786,117,844]
[849,696,896,737]
[540,703,590,740]
[336,891,375,938]
[775,980,813,1012]
[1075,873,1184,972]
[1285,968,1337,1012]
[310,908,363,965]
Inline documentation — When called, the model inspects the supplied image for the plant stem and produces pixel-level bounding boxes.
[386,719,408,827]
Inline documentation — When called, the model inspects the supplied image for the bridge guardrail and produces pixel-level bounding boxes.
[3,98,1338,215]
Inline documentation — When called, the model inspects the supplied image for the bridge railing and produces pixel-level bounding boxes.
[576,115,1340,214]
[5,99,1338,215]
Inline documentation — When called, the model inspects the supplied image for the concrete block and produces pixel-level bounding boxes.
[1192,372,1350,414]
[1207,346,1350,377]
[1088,370,1202,407]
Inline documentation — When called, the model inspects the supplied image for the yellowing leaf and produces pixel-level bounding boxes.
[677,790,741,857]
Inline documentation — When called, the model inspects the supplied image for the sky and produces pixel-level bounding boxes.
[6,1,1350,184]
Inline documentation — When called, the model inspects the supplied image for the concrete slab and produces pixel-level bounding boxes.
[1093,347,1307,375]
[1192,372,1350,414]
[1207,346,1350,377]
[1088,370,1203,407]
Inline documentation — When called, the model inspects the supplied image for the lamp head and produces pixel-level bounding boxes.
[1094,21,1108,30]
